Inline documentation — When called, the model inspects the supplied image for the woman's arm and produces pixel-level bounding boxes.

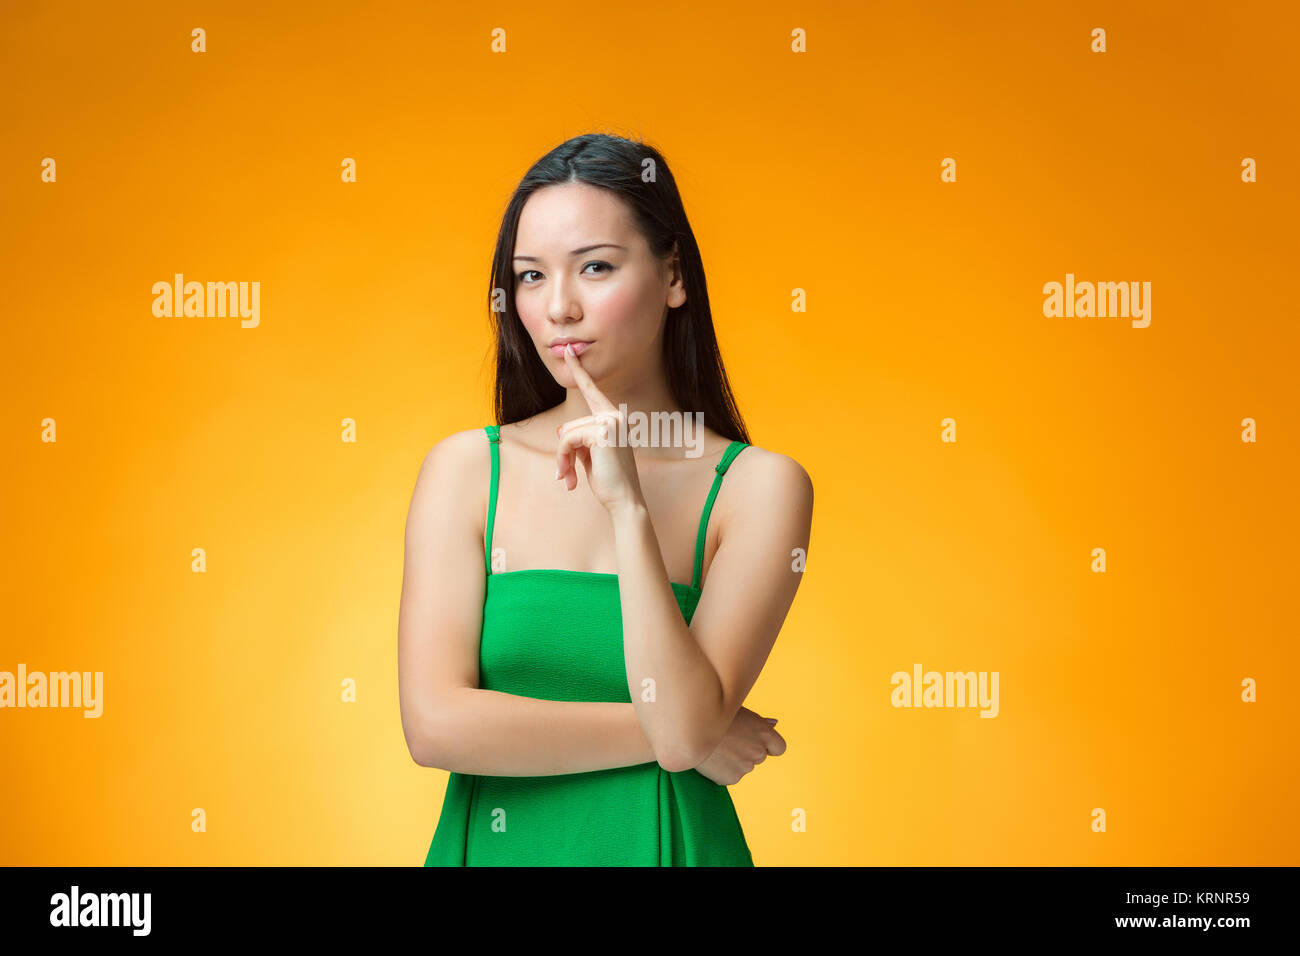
[425,691,657,776]
[553,350,812,770]
[397,429,662,776]
[611,449,813,772]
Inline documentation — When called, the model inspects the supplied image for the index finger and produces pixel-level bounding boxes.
[563,345,615,414]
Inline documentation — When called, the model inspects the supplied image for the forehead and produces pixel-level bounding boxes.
[515,182,636,249]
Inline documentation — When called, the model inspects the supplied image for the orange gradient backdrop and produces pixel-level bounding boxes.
[2,0,1296,865]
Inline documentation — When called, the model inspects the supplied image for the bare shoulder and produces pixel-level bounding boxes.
[409,426,492,532]
[718,441,814,522]
[419,425,491,479]
[728,442,813,499]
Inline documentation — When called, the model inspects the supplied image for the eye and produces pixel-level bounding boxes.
[517,262,612,285]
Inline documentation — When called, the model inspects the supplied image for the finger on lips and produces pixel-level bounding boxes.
[554,348,616,485]
[562,344,614,412]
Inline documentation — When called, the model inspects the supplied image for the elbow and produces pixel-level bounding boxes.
[661,708,736,773]
[656,748,697,774]
[655,733,709,774]
[409,733,444,769]
[656,697,731,773]
[406,728,439,768]
[408,741,434,768]
[406,704,451,769]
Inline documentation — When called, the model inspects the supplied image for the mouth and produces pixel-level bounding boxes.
[548,341,592,357]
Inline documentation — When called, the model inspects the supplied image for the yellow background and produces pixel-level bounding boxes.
[2,0,1296,865]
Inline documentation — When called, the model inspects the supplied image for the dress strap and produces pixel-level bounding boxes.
[484,425,501,575]
[690,440,749,591]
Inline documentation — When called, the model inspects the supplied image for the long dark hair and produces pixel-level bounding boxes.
[486,132,750,445]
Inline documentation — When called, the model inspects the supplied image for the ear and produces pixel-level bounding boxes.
[666,242,687,309]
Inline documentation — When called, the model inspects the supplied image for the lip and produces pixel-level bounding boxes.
[548,340,592,357]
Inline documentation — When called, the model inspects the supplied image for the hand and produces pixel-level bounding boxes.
[691,706,787,786]
[554,345,645,515]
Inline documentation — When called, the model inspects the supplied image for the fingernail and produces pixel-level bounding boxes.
[564,344,574,356]
[765,718,778,724]
[554,466,560,479]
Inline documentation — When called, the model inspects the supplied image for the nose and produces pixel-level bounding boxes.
[546,274,581,323]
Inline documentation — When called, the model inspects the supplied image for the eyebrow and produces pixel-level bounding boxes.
[512,243,627,262]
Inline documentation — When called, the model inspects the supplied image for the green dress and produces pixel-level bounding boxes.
[424,424,755,866]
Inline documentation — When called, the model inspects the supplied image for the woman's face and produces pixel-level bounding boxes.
[512,181,685,391]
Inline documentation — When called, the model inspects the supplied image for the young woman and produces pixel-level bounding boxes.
[398,133,813,866]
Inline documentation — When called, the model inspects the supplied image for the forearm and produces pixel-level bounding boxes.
[612,501,725,770]
[421,687,658,776]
